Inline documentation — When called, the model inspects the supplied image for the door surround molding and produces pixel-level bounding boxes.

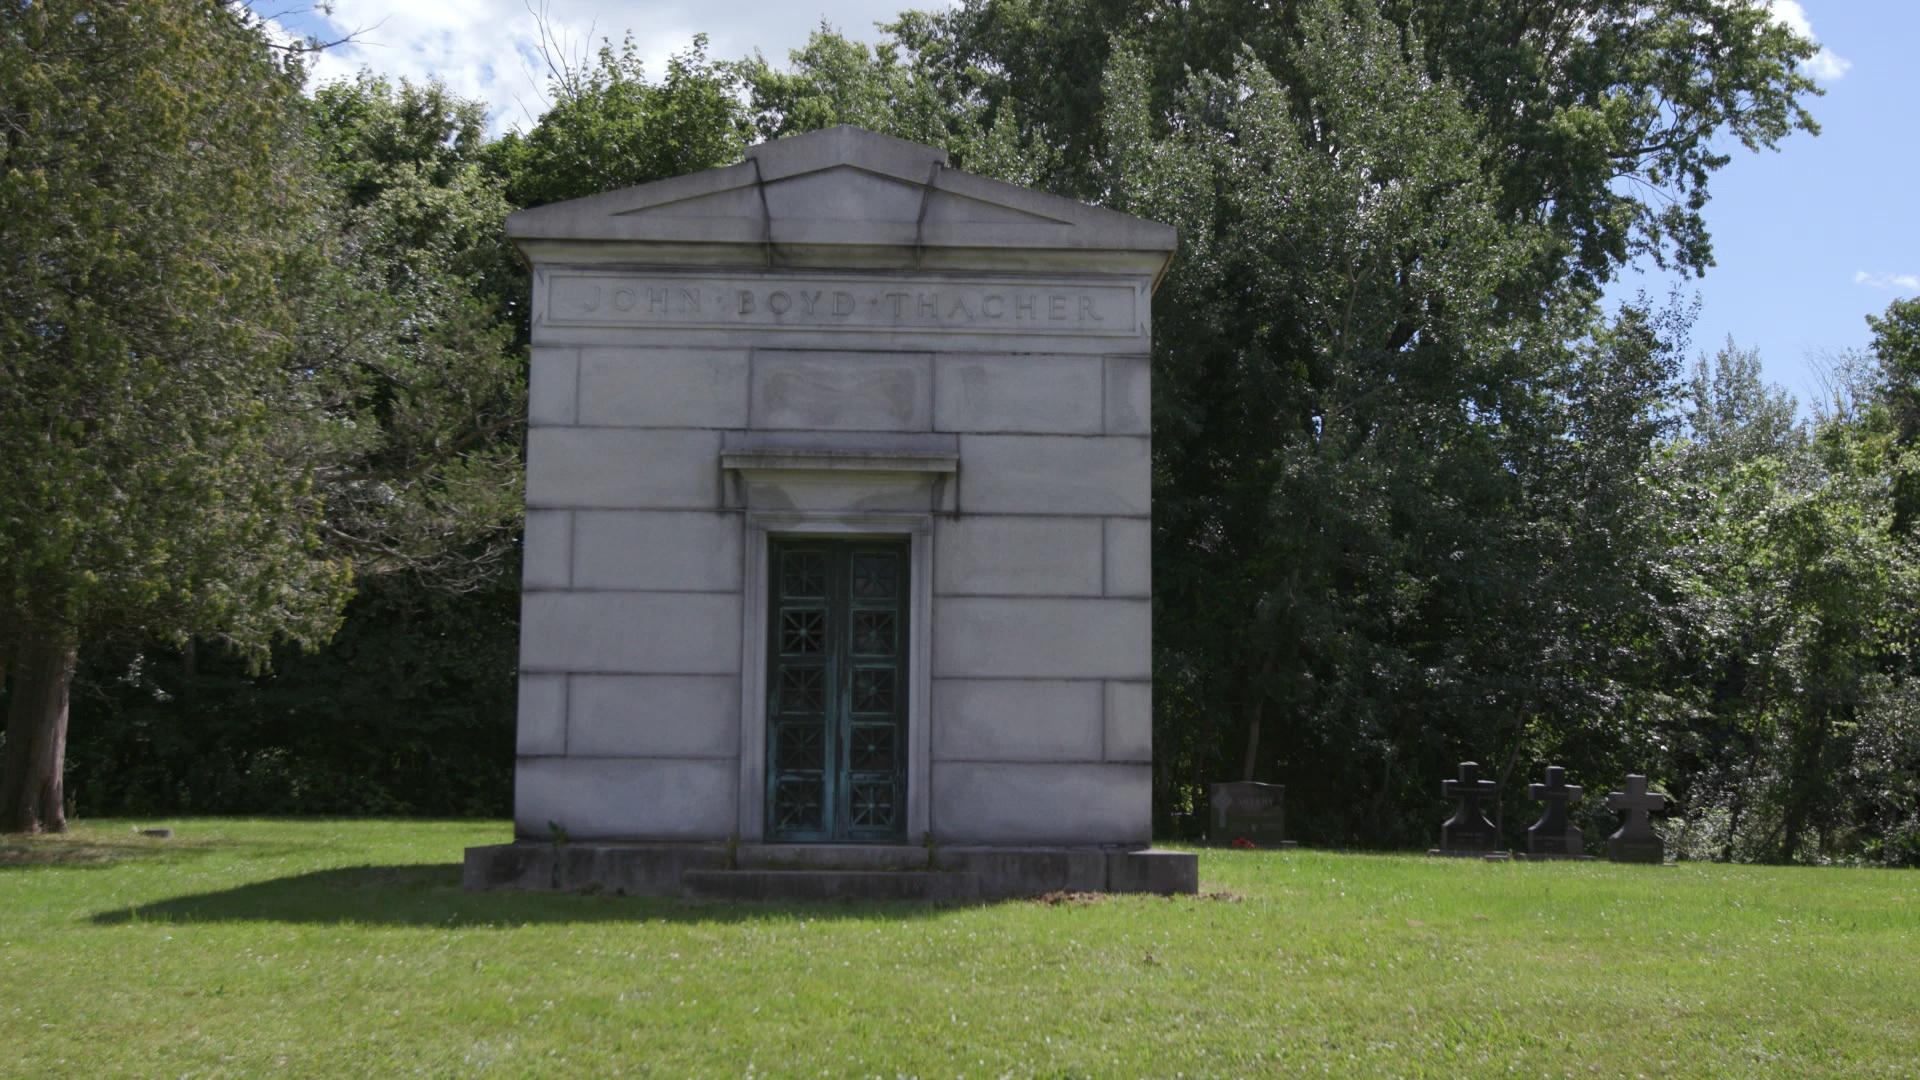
[739,510,933,843]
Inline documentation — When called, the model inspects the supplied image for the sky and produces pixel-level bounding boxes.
[260,1,1917,408]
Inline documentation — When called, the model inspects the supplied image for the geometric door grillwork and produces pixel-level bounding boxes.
[766,539,909,842]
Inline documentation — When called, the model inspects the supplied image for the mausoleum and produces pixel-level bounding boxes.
[463,126,1195,899]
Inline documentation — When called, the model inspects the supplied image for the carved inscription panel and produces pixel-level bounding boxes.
[542,271,1145,339]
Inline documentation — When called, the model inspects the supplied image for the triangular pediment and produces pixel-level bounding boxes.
[506,125,1176,262]
[605,164,1074,228]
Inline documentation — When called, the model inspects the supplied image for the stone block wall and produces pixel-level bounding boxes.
[514,319,1154,845]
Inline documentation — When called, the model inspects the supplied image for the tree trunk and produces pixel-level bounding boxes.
[0,637,79,834]
[1240,694,1263,782]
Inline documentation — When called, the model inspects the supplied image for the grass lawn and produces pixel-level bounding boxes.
[2,820,1916,1077]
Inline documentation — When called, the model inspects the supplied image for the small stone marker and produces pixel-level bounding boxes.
[1433,761,1502,855]
[1208,781,1295,848]
[1524,765,1590,859]
[1605,774,1669,864]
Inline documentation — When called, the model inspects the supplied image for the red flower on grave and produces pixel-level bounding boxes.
[1231,837,1256,850]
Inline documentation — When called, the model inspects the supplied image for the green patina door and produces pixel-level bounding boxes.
[767,539,909,842]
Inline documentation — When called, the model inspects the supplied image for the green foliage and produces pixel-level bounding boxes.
[740,22,964,146]
[294,73,527,588]
[0,0,351,661]
[492,35,752,208]
[1658,332,1920,865]
[66,573,515,817]
[921,0,1818,287]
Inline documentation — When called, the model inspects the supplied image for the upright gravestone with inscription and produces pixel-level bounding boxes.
[1209,781,1294,848]
[463,127,1193,898]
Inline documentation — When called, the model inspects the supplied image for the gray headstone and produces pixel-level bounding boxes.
[1525,765,1585,857]
[1208,781,1290,847]
[1436,761,1501,854]
[1605,774,1669,863]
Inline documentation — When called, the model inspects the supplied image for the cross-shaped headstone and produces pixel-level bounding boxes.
[1436,761,1501,854]
[1605,774,1669,864]
[1525,765,1585,857]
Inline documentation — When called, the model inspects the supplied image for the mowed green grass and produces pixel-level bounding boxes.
[2,820,1915,1078]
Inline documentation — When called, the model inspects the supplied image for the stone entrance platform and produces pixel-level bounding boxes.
[463,842,1197,901]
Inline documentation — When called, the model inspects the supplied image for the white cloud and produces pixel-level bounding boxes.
[1766,1,1852,81]
[1854,271,1920,293]
[260,1,946,134]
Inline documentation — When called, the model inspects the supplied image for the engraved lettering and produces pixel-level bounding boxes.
[548,274,1135,338]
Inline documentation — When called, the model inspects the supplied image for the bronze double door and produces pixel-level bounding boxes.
[765,539,909,842]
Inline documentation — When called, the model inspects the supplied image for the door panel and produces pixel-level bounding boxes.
[767,540,909,842]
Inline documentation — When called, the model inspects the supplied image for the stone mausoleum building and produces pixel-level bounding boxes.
[463,127,1195,899]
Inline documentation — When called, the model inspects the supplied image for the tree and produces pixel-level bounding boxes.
[491,35,751,209]
[736,23,1060,188]
[739,22,964,146]
[0,1,352,832]
[297,74,526,589]
[911,0,1817,289]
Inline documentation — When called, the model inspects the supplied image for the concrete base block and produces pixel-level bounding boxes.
[936,845,1109,895]
[1105,848,1200,895]
[1607,839,1667,864]
[463,843,557,891]
[463,842,728,896]
[463,842,1202,899]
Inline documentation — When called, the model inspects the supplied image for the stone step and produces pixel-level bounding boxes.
[734,843,931,872]
[682,868,980,903]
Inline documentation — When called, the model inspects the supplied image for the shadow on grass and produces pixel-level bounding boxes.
[89,863,992,927]
[0,833,296,871]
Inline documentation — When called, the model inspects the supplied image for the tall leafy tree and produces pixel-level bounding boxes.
[59,73,533,822]
[910,0,1817,285]
[0,0,351,831]
[297,74,526,587]
[491,35,751,209]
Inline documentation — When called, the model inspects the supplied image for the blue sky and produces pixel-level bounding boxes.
[263,1,1912,404]
[1604,3,1919,408]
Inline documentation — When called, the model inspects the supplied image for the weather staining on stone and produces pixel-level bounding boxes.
[1605,774,1670,864]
